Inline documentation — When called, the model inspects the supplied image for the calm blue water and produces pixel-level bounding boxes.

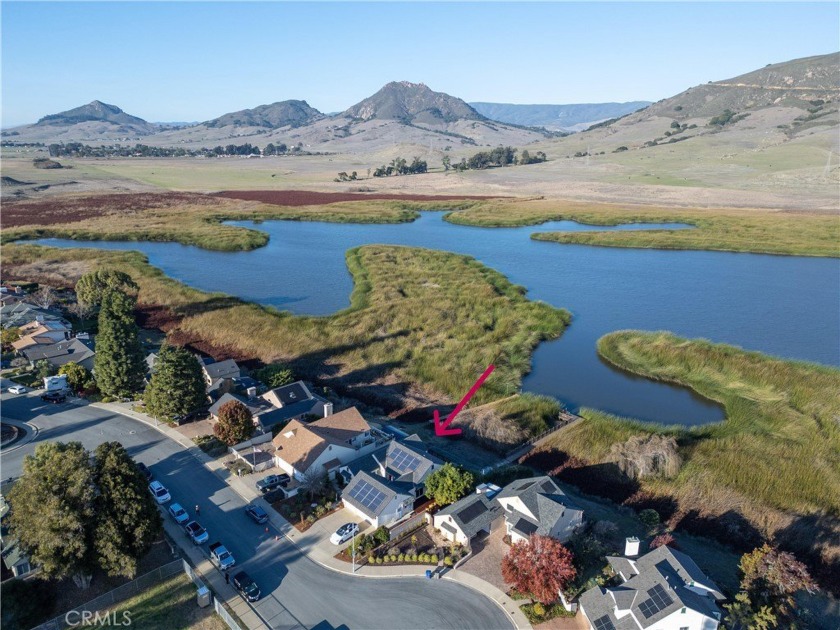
[30,212,840,425]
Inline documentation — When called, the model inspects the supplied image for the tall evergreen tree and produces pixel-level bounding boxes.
[7,442,97,588]
[75,269,137,307]
[144,343,206,420]
[93,442,162,578]
[94,289,145,398]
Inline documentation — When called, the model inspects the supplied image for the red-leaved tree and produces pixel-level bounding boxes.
[213,400,253,446]
[650,532,678,550]
[501,534,576,603]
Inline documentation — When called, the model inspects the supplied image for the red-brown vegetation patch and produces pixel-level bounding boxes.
[213,189,504,206]
[1,192,219,227]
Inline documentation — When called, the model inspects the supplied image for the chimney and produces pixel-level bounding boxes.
[246,387,257,399]
[323,402,333,417]
[625,537,640,557]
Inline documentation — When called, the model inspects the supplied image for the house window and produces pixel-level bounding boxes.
[681,608,686,614]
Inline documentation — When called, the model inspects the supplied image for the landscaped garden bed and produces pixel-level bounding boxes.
[271,487,341,532]
[192,435,227,458]
[336,522,467,569]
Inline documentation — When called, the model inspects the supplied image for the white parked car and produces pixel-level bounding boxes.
[148,480,171,504]
[8,385,27,394]
[330,522,360,545]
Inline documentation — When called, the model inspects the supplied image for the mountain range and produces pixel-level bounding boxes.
[3,53,838,160]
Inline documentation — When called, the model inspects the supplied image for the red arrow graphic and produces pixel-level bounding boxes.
[434,364,496,437]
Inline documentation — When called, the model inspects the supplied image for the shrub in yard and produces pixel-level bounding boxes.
[420,553,429,563]
[405,546,417,557]
[388,546,400,556]
[444,556,454,567]
[411,554,418,562]
[398,553,405,562]
[431,554,438,564]
[390,555,397,562]
[368,555,375,563]
[375,557,382,564]
[314,505,327,518]
[373,526,390,545]
[306,514,316,524]
[533,602,545,617]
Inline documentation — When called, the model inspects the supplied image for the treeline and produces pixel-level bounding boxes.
[373,156,428,177]
[45,141,309,158]
[444,146,547,172]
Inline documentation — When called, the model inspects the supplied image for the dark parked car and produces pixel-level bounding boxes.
[256,473,290,494]
[136,462,153,481]
[40,392,66,404]
[172,408,210,425]
[232,571,261,602]
[245,504,269,524]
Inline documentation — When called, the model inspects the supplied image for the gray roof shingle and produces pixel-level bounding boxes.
[436,493,502,540]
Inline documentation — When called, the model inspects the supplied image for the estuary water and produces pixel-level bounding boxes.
[31,212,840,425]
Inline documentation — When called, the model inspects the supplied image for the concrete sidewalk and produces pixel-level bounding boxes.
[95,401,532,630]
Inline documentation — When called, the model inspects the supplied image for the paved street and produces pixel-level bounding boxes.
[1,384,515,630]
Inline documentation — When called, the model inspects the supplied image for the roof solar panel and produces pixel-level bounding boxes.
[389,446,421,473]
[593,616,616,630]
[456,500,488,524]
[517,481,536,491]
[348,479,387,513]
[638,584,674,619]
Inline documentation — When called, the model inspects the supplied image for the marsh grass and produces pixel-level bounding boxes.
[444,198,839,257]
[5,193,835,257]
[549,330,840,517]
[3,243,568,410]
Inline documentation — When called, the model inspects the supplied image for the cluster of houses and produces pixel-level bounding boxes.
[2,288,96,374]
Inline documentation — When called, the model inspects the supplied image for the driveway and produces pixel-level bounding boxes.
[460,516,510,593]
[0,387,515,630]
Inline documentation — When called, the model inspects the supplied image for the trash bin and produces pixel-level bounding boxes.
[425,569,432,580]
[196,585,211,608]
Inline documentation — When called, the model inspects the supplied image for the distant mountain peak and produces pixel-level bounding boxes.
[204,99,324,129]
[344,81,484,123]
[36,101,150,129]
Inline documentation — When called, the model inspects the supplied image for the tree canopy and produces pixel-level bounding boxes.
[94,288,145,398]
[213,400,253,445]
[58,362,90,392]
[7,442,162,589]
[75,269,137,307]
[253,363,295,388]
[144,343,206,420]
[93,443,163,578]
[501,535,576,604]
[424,463,474,506]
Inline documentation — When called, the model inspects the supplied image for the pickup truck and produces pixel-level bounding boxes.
[256,473,290,494]
[209,541,236,570]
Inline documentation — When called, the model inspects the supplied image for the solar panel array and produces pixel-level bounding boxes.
[389,446,421,473]
[639,584,674,619]
[457,501,488,524]
[592,615,616,630]
[347,479,386,513]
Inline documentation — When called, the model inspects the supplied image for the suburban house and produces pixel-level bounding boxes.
[201,358,241,393]
[272,407,377,481]
[579,543,725,630]
[342,471,415,528]
[495,476,585,544]
[0,301,67,330]
[11,320,70,352]
[376,434,441,495]
[258,381,332,428]
[21,338,96,371]
[432,493,503,546]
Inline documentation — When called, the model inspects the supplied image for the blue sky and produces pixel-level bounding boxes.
[2,2,837,126]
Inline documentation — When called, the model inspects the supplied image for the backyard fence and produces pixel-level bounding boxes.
[388,511,427,539]
[31,560,183,630]
[181,559,243,630]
